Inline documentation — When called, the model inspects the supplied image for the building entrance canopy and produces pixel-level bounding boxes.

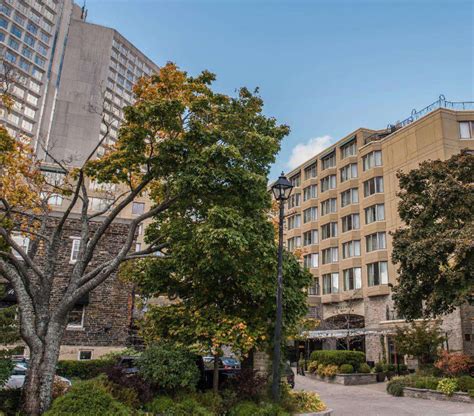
[303,328,393,339]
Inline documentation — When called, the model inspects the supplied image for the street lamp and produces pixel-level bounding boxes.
[270,172,293,401]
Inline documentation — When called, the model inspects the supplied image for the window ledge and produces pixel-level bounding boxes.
[66,326,85,331]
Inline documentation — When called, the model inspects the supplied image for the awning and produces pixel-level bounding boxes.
[303,328,394,339]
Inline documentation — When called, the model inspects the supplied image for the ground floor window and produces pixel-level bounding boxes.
[78,350,92,360]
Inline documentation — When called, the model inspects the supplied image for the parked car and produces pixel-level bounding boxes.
[203,356,241,369]
[283,363,295,389]
[3,364,71,389]
[116,356,139,375]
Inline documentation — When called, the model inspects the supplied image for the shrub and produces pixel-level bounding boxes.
[322,364,338,378]
[44,379,132,416]
[310,350,365,368]
[223,368,267,401]
[374,362,384,373]
[435,350,471,377]
[436,378,458,396]
[412,376,439,390]
[0,388,21,416]
[229,401,289,416]
[457,375,474,392]
[307,361,319,374]
[382,363,396,373]
[0,359,13,388]
[281,389,326,414]
[339,364,354,374]
[387,378,405,397]
[469,389,474,398]
[105,366,156,404]
[138,343,200,393]
[316,364,326,377]
[192,391,223,415]
[145,395,213,416]
[56,359,113,380]
[358,363,371,374]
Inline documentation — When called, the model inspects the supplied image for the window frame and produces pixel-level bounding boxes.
[70,238,81,264]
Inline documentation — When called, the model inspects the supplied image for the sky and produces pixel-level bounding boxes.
[84,0,473,180]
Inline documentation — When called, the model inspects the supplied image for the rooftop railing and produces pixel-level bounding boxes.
[364,95,474,145]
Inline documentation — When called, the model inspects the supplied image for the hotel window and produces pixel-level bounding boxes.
[290,174,301,187]
[287,214,301,230]
[343,267,362,291]
[321,152,336,170]
[321,222,338,240]
[19,58,30,72]
[22,46,33,59]
[10,25,22,38]
[7,112,19,125]
[8,37,20,50]
[322,272,339,294]
[321,198,337,215]
[32,67,43,80]
[303,185,317,201]
[303,207,318,223]
[79,351,92,360]
[304,163,317,180]
[24,106,35,119]
[341,213,360,232]
[40,31,50,44]
[24,33,35,46]
[287,236,301,251]
[22,120,33,132]
[362,150,382,171]
[34,55,45,68]
[0,32,5,42]
[340,188,358,207]
[89,197,110,212]
[5,50,17,63]
[70,238,81,263]
[459,121,474,139]
[342,240,361,259]
[308,280,320,296]
[14,12,25,26]
[321,247,338,264]
[303,253,318,269]
[0,17,9,29]
[365,204,385,224]
[29,80,41,93]
[137,223,143,236]
[11,234,30,259]
[67,305,85,328]
[320,174,336,192]
[340,139,357,159]
[340,163,358,182]
[0,4,12,16]
[363,176,384,197]
[303,229,319,246]
[132,202,145,215]
[367,261,388,286]
[37,43,48,56]
[366,232,386,252]
[288,193,301,209]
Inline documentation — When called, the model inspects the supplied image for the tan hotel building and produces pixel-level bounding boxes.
[283,100,474,363]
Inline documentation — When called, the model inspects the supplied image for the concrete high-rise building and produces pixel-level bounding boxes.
[0,0,82,146]
[1,1,160,359]
[283,98,474,364]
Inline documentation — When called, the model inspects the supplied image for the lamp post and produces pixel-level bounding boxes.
[270,172,294,401]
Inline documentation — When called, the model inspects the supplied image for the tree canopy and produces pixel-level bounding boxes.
[391,153,474,319]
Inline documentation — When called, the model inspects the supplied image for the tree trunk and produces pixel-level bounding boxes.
[212,353,219,393]
[22,325,63,415]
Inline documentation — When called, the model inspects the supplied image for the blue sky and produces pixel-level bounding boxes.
[85,0,473,179]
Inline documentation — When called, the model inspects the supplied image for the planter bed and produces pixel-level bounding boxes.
[308,372,377,385]
[403,387,473,404]
[297,409,333,416]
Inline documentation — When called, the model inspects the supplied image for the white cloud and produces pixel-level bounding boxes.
[287,135,334,170]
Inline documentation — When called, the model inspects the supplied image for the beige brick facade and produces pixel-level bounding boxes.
[283,106,474,361]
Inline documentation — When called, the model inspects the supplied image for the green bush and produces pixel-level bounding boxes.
[310,350,365,368]
[45,379,132,416]
[280,388,326,414]
[358,363,371,374]
[468,389,474,398]
[191,391,223,415]
[436,378,458,396]
[138,343,200,393]
[457,375,474,392]
[228,401,289,416]
[339,364,354,374]
[374,362,384,373]
[0,388,21,416]
[382,363,396,373]
[56,359,113,380]
[387,378,405,397]
[0,359,13,388]
[412,376,439,390]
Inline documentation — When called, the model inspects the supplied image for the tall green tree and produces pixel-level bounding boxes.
[392,153,474,319]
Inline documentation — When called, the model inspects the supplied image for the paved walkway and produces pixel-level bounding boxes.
[295,374,474,416]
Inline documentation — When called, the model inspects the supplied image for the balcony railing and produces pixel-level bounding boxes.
[365,95,474,145]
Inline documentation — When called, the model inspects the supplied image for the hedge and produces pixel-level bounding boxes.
[56,359,114,380]
[310,350,365,369]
